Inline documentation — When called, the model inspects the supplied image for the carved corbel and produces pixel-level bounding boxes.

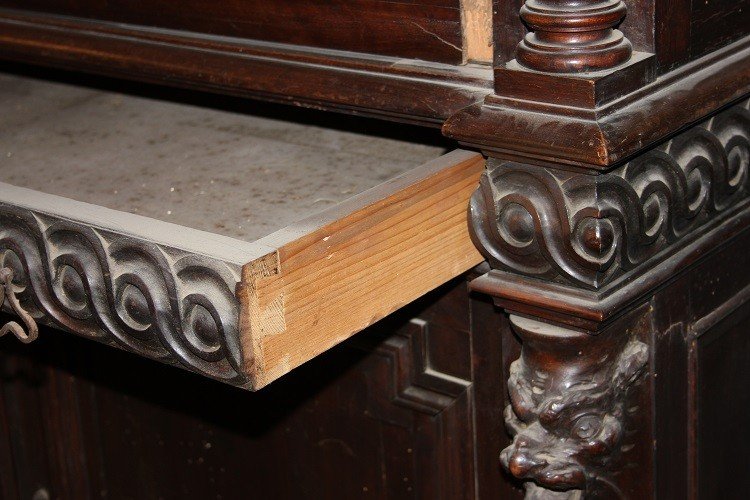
[500,315,649,498]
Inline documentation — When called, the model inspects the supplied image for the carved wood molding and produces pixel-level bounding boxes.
[501,315,649,498]
[444,37,750,170]
[470,98,750,289]
[0,203,249,386]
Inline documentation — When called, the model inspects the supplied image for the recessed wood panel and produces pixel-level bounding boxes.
[690,0,750,60]
[0,0,464,63]
[655,0,749,70]
[696,306,750,498]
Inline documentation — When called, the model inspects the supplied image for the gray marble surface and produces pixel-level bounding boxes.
[0,72,448,241]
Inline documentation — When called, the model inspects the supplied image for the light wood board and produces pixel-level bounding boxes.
[238,150,485,388]
[461,0,493,63]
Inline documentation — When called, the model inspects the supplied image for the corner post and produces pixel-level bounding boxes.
[464,97,749,498]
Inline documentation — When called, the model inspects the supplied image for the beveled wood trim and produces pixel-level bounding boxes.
[467,94,750,330]
[469,99,750,290]
[352,318,472,416]
[471,199,750,331]
[238,150,485,388]
[444,35,750,170]
[0,7,492,126]
[689,283,750,338]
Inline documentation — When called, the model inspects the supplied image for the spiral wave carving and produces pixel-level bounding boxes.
[0,204,247,385]
[470,99,750,289]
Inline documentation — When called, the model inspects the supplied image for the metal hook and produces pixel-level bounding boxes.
[0,267,38,344]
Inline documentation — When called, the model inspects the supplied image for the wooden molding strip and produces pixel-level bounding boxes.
[238,150,485,388]
[0,189,252,386]
[471,200,750,331]
[444,35,750,170]
[0,7,492,126]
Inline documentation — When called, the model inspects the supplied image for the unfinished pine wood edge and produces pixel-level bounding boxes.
[253,150,482,250]
[265,166,485,383]
[238,151,485,388]
[0,182,270,265]
[461,0,493,64]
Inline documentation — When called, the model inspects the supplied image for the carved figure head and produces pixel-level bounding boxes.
[500,316,648,493]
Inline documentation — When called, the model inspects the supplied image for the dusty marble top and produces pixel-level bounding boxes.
[0,70,449,241]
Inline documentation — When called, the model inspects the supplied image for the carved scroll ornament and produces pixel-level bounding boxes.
[470,99,750,289]
[501,316,649,498]
[0,203,248,386]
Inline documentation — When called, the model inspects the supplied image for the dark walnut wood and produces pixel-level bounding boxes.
[446,1,749,173]
[501,313,649,498]
[0,8,492,128]
[0,278,479,500]
[444,37,750,169]
[0,0,747,156]
[0,1,465,64]
[663,0,750,69]
[0,267,38,344]
[468,84,750,498]
[0,0,748,498]
[469,99,750,289]
[693,295,750,497]
[515,0,632,73]
[0,202,247,386]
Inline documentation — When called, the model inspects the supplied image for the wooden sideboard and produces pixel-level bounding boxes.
[0,0,749,498]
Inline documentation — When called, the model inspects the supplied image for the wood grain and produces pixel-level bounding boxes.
[0,8,492,127]
[0,1,464,63]
[237,150,485,388]
[0,68,486,389]
[461,0,493,63]
[445,35,750,170]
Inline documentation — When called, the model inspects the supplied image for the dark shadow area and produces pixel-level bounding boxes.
[0,277,473,499]
[0,278,454,437]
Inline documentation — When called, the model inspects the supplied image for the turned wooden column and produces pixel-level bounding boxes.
[516,0,633,72]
